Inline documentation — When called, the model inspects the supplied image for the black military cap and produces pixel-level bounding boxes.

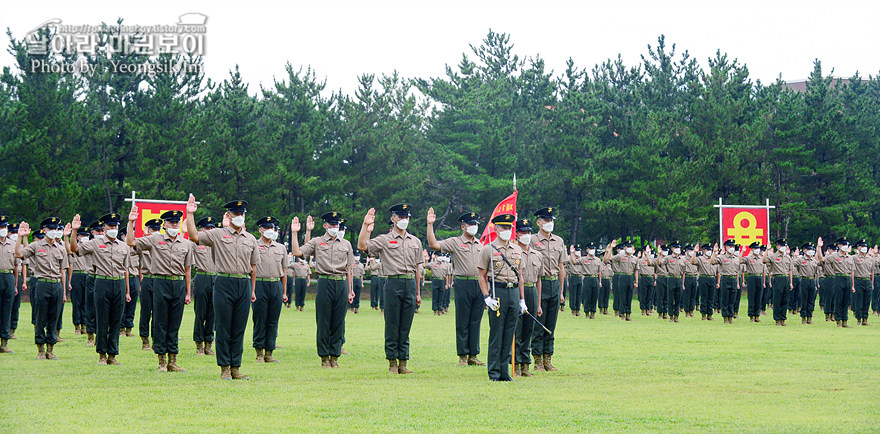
[459,212,480,225]
[533,207,556,219]
[670,240,682,248]
[802,243,815,251]
[775,238,787,246]
[40,217,62,229]
[6,223,18,233]
[0,215,7,226]
[144,218,163,230]
[389,204,411,217]
[685,244,695,251]
[118,227,127,238]
[760,245,768,251]
[338,218,347,230]
[320,212,342,225]
[76,227,90,236]
[89,221,103,231]
[196,216,216,228]
[100,213,121,226]
[748,241,761,249]
[855,239,868,247]
[735,244,742,250]
[573,243,582,251]
[701,243,712,250]
[161,210,184,222]
[659,244,669,250]
[836,237,849,246]
[723,239,736,247]
[585,242,597,249]
[621,239,634,247]
[515,218,533,232]
[34,232,45,239]
[224,200,248,213]
[491,214,515,226]
[256,216,277,228]
[827,244,839,251]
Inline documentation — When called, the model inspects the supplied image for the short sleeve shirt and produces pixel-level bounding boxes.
[300,234,353,276]
[365,231,423,275]
[198,226,260,275]
[437,235,481,277]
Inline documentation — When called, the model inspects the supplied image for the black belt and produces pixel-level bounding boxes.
[494,281,516,288]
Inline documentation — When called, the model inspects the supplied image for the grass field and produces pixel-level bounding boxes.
[3,293,880,433]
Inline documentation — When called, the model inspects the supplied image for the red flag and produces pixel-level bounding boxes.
[480,190,518,245]
[132,200,190,239]
[721,207,769,256]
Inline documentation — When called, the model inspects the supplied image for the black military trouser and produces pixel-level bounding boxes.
[213,276,251,367]
[799,278,817,318]
[294,277,307,307]
[822,277,835,316]
[11,277,21,330]
[383,277,416,360]
[762,278,772,310]
[0,273,14,340]
[515,284,538,364]
[70,272,87,327]
[531,279,560,356]
[443,281,451,309]
[583,276,599,314]
[85,274,96,334]
[151,278,185,355]
[720,276,738,318]
[138,276,154,338]
[698,276,715,316]
[667,277,683,316]
[683,276,698,312]
[833,276,852,322]
[192,273,215,342]
[852,278,872,320]
[746,275,763,317]
[54,284,64,332]
[561,276,568,309]
[253,279,283,351]
[454,279,483,357]
[122,275,139,329]
[655,276,668,314]
[617,274,634,315]
[29,276,37,325]
[568,275,583,311]
[349,278,363,309]
[873,278,880,313]
[598,278,611,310]
[94,278,125,355]
[431,279,444,311]
[789,278,800,311]
[638,276,654,312]
[487,283,519,381]
[371,277,385,309]
[315,278,347,357]
[771,276,789,322]
[33,280,62,345]
[611,274,620,312]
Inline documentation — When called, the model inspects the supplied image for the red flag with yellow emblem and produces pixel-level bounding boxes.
[480,190,518,245]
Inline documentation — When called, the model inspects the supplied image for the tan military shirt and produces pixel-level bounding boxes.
[437,234,481,277]
[300,234,353,277]
[637,256,655,276]
[139,249,152,275]
[654,253,669,276]
[610,252,638,274]
[71,250,89,272]
[0,237,16,270]
[478,239,522,284]
[254,238,288,279]
[125,247,139,276]
[20,238,67,279]
[198,226,260,275]
[765,251,793,275]
[600,263,613,279]
[365,231,423,275]
[531,232,565,278]
[427,261,445,280]
[664,255,688,277]
[741,253,765,275]
[519,246,543,285]
[352,261,365,279]
[712,253,740,276]
[134,233,193,276]
[192,242,215,274]
[694,255,714,276]
[567,256,583,275]
[78,235,130,277]
[369,259,385,277]
[852,254,875,279]
[796,256,819,278]
[290,261,310,278]
[684,256,698,276]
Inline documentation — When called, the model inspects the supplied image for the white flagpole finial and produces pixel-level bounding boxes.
[513,173,517,190]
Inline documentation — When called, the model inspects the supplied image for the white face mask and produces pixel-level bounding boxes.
[337,230,345,239]
[396,219,409,231]
[518,234,532,245]
[588,249,596,256]
[262,229,276,240]
[106,229,119,239]
[465,225,478,236]
[231,215,246,227]
[542,221,554,233]
[575,251,582,257]
[806,250,816,256]
[8,234,17,242]
[47,229,63,240]
[860,247,868,254]
[0,228,7,237]
[625,247,634,254]
[673,248,681,255]
[726,247,735,253]
[326,227,340,238]
[688,250,695,256]
[497,229,512,241]
[841,245,850,253]
[661,250,669,256]
[166,228,180,238]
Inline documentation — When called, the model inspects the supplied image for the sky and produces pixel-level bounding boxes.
[1,0,879,96]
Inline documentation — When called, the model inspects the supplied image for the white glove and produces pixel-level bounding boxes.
[484,296,499,311]
[519,299,528,314]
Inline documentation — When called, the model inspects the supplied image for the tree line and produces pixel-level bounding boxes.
[2,25,879,248]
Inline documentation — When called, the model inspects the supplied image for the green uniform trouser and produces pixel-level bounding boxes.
[294,277,307,307]
[654,276,668,314]
[315,278,347,357]
[213,276,251,367]
[10,277,21,330]
[746,275,763,317]
[719,276,737,317]
[85,274,96,334]
[454,279,482,357]
[431,279,444,311]
[33,280,62,345]
[515,284,538,364]
[611,274,620,312]
[833,276,852,322]
[683,276,697,312]
[54,287,64,332]
[583,276,599,313]
[698,276,715,316]
[531,279,559,356]
[94,278,125,355]
[667,277,683,315]
[383,277,416,360]
[598,278,611,309]
[252,280,283,351]
[349,278,362,309]
[487,283,519,381]
[122,275,139,329]
[192,274,214,342]
[617,274,634,315]
[799,278,817,318]
[371,277,385,309]
[789,278,801,311]
[638,276,654,312]
[443,281,451,309]
[138,276,154,338]
[568,275,583,311]
[853,278,871,320]
[151,278,185,354]
[0,273,14,339]
[70,272,87,326]
[29,276,37,325]
[822,277,834,315]
[771,276,789,321]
